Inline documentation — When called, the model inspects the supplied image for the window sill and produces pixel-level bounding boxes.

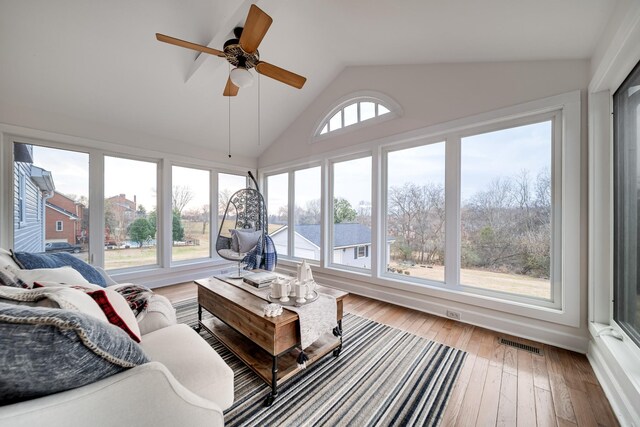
[588,322,640,425]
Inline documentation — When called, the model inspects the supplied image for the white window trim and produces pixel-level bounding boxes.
[262,90,582,328]
[311,91,403,143]
[55,220,63,231]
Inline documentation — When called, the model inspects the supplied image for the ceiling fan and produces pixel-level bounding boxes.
[156,4,307,96]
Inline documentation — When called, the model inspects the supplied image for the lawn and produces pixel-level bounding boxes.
[388,262,550,299]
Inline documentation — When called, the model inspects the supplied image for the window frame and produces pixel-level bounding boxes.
[612,59,640,348]
[55,220,63,232]
[261,90,581,327]
[311,91,402,142]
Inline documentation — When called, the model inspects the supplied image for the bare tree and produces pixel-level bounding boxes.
[172,185,194,215]
[200,204,210,234]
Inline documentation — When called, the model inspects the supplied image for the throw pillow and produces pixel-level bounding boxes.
[11,266,90,288]
[31,282,141,343]
[0,286,108,323]
[229,229,240,252]
[87,289,142,343]
[12,251,107,287]
[0,303,149,404]
[231,229,262,253]
[0,265,28,288]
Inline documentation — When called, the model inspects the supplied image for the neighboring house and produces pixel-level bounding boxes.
[45,192,86,246]
[105,193,137,243]
[13,143,55,253]
[270,223,394,268]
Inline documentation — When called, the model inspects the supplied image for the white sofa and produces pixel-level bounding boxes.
[0,249,234,427]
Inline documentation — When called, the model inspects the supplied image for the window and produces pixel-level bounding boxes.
[266,173,289,256]
[614,59,640,347]
[172,166,211,262]
[460,121,554,300]
[216,173,246,253]
[104,156,157,270]
[245,92,579,318]
[331,156,372,270]
[385,142,446,282]
[13,143,90,261]
[294,167,321,260]
[314,93,401,139]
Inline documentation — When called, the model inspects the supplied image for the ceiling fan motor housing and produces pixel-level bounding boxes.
[223,27,259,69]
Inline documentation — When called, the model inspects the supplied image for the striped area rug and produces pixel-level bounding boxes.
[174,298,466,427]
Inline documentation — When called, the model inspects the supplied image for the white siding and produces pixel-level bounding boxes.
[13,162,45,252]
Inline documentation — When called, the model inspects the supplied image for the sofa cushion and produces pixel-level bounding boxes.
[32,281,142,342]
[12,252,107,287]
[0,286,108,323]
[11,266,90,288]
[140,324,234,410]
[0,303,149,404]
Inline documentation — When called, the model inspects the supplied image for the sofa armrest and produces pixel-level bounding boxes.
[94,266,118,287]
[0,362,224,427]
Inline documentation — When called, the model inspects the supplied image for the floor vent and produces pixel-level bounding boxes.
[498,338,543,355]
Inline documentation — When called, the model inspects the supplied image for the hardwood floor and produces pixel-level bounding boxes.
[155,283,619,427]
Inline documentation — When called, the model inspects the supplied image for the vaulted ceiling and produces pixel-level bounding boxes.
[0,0,617,159]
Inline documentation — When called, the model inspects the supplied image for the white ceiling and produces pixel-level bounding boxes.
[0,0,617,159]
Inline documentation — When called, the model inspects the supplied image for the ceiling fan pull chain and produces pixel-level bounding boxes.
[258,73,261,147]
[228,64,232,158]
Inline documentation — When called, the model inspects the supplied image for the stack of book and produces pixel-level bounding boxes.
[243,271,277,288]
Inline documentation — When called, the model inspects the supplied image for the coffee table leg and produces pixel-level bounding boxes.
[264,355,279,407]
[193,304,202,332]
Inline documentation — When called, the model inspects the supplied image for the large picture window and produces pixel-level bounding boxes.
[385,142,446,282]
[171,166,211,262]
[460,121,553,300]
[294,166,321,260]
[104,156,157,270]
[614,59,640,347]
[331,156,372,270]
[13,143,90,263]
[266,173,289,256]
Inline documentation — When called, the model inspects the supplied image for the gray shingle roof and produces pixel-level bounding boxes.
[286,223,373,248]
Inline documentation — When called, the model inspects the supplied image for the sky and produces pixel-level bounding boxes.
[30,147,243,212]
[28,119,551,213]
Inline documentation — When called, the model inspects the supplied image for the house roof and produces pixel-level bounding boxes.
[46,202,79,220]
[272,223,393,249]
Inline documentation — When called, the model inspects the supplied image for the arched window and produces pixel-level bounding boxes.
[313,92,401,140]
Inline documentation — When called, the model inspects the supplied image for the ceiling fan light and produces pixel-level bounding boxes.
[230,67,253,88]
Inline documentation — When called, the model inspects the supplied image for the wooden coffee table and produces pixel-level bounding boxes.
[194,277,348,406]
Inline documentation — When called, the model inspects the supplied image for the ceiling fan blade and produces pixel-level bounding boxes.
[156,33,225,58]
[256,62,306,89]
[239,4,273,54]
[223,77,239,96]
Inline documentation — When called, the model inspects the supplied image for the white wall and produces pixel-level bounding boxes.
[260,60,589,167]
[259,60,591,354]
